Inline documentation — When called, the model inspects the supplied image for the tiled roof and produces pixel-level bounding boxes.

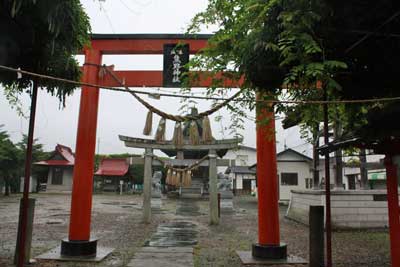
[34,144,75,166]
[95,158,129,176]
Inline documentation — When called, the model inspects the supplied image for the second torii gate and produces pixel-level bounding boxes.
[62,34,286,261]
[119,135,241,225]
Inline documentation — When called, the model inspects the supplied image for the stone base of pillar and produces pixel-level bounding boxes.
[252,243,287,259]
[61,238,98,257]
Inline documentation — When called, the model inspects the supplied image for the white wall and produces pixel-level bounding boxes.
[46,167,74,192]
[277,161,311,201]
[218,146,257,174]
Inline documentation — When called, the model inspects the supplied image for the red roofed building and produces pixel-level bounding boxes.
[35,144,75,192]
[94,158,131,192]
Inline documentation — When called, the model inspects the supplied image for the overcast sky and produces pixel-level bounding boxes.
[0,0,310,156]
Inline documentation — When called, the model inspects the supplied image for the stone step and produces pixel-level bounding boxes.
[180,193,203,199]
[181,187,202,193]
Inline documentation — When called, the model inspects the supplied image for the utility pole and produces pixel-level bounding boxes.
[360,148,369,189]
[323,86,332,267]
[17,79,38,267]
[312,124,320,189]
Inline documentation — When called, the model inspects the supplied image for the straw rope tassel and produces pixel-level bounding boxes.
[143,110,153,135]
[176,171,182,187]
[172,122,184,147]
[202,116,213,142]
[182,171,187,187]
[188,170,192,187]
[166,169,172,185]
[155,117,166,141]
[171,171,177,186]
[189,121,200,145]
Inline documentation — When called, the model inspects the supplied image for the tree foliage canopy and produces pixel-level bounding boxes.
[188,0,400,142]
[0,0,91,103]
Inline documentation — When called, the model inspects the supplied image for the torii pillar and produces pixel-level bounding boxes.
[252,92,287,259]
[61,48,102,257]
[384,154,400,267]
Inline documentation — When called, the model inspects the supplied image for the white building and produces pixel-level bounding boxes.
[317,153,385,190]
[34,144,75,192]
[218,145,257,172]
[223,146,314,200]
[225,165,256,195]
[276,149,313,201]
[220,145,257,195]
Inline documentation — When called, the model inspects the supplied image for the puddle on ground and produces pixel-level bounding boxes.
[49,208,65,211]
[101,202,137,206]
[146,221,198,247]
[46,219,64,225]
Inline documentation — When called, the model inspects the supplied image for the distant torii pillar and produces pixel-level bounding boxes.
[61,48,102,257]
[252,92,287,259]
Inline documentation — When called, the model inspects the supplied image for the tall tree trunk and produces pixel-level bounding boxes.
[359,148,369,189]
[334,121,343,190]
[312,124,320,189]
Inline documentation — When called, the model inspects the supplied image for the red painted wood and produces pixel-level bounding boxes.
[91,39,208,55]
[385,155,400,267]
[98,70,244,88]
[68,49,102,241]
[256,93,280,245]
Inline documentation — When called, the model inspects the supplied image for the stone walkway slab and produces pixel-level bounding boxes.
[237,251,307,266]
[36,246,113,262]
[127,247,193,267]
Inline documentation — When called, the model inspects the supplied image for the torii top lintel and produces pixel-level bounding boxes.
[85,34,242,88]
[90,33,212,55]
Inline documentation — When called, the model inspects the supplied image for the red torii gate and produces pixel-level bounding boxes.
[62,34,285,259]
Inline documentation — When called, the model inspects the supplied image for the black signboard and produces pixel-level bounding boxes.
[163,44,189,87]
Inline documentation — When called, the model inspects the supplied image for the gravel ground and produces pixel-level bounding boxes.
[0,194,391,267]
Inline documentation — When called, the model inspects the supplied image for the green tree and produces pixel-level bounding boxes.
[187,1,347,138]
[0,125,19,196]
[189,0,400,145]
[0,0,91,104]
[15,134,49,191]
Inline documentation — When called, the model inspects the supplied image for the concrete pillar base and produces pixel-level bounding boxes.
[252,243,287,259]
[61,238,98,257]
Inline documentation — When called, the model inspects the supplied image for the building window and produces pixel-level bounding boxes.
[281,173,298,186]
[52,167,63,185]
[305,178,313,189]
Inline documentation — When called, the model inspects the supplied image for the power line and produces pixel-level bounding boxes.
[119,0,140,15]
[100,2,116,33]
[3,64,400,105]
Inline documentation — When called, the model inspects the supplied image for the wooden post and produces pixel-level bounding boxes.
[15,198,35,266]
[359,149,369,189]
[312,124,320,189]
[143,148,153,223]
[17,79,38,267]
[68,49,101,241]
[252,93,286,259]
[61,49,102,258]
[209,149,219,225]
[309,205,324,267]
[323,86,332,267]
[384,155,400,267]
[256,95,280,245]
[334,121,343,190]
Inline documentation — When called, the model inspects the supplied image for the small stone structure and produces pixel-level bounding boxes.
[151,171,163,209]
[286,189,392,228]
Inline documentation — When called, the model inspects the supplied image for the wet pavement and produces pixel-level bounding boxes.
[128,200,199,266]
[146,221,198,247]
[176,199,201,216]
